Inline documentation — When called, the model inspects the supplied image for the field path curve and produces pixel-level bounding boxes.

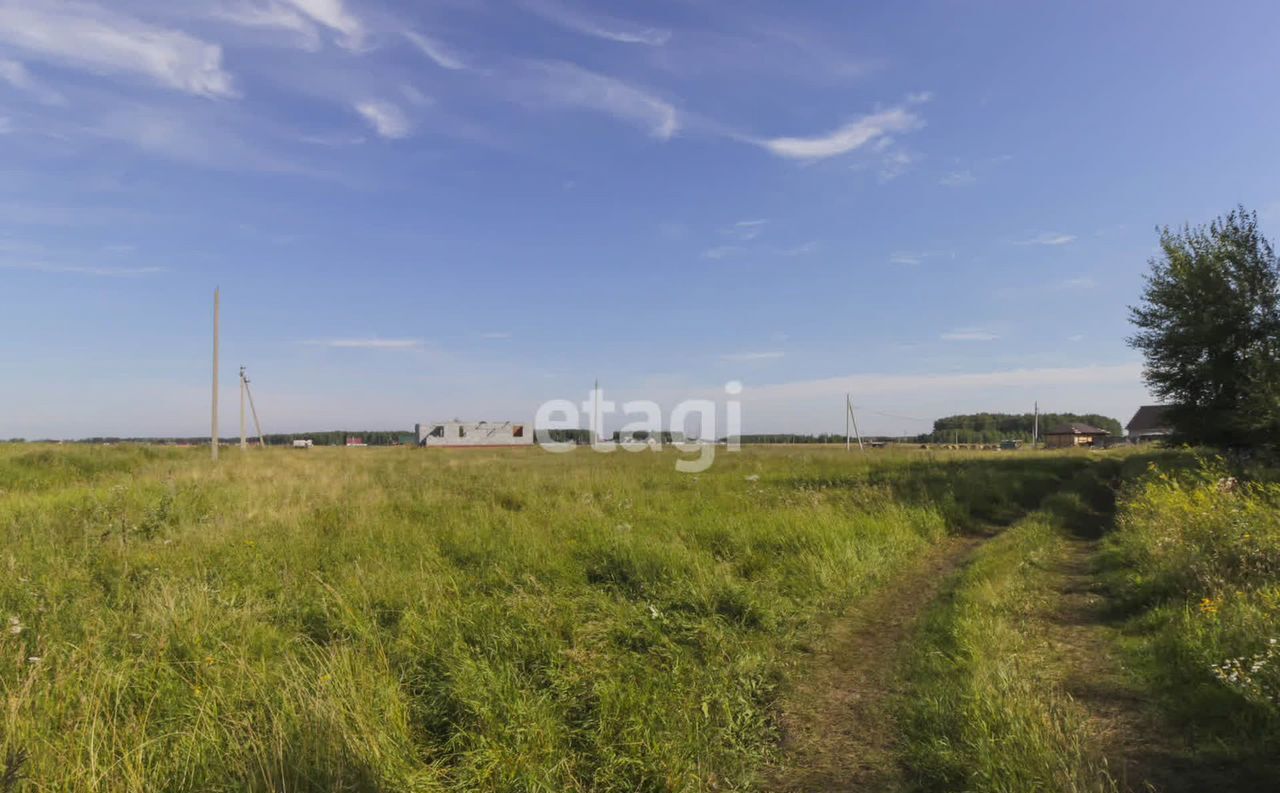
[761,534,985,792]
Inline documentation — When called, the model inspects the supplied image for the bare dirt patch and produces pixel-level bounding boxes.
[761,535,985,792]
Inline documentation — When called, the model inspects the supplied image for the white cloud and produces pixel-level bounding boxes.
[1014,232,1076,246]
[759,106,923,161]
[889,249,952,266]
[725,218,767,241]
[0,58,64,105]
[722,351,785,361]
[878,148,915,181]
[939,169,975,186]
[480,331,512,340]
[1067,334,1086,342]
[403,31,467,71]
[214,1,322,50]
[0,1,235,98]
[522,0,670,46]
[305,338,424,349]
[526,61,678,139]
[0,261,164,277]
[279,0,363,49]
[941,328,999,342]
[355,100,410,139]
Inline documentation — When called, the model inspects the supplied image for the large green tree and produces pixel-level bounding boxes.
[1128,207,1280,446]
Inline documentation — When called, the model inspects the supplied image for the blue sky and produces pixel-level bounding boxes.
[2,0,1279,439]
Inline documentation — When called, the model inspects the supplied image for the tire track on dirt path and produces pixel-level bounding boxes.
[1045,536,1215,793]
[761,534,987,792]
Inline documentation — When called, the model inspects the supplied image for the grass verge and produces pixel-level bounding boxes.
[1103,456,1280,784]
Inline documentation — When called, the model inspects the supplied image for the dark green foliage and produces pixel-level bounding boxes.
[923,413,1122,444]
[1129,207,1280,447]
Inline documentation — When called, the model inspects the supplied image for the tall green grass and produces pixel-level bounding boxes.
[0,444,1088,791]
[1106,457,1280,777]
[899,465,1119,793]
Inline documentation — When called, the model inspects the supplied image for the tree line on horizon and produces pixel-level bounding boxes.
[923,412,1123,444]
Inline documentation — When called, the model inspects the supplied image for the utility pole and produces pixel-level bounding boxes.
[211,287,219,461]
[846,394,864,451]
[593,378,601,447]
[1033,401,1039,447]
[240,366,247,450]
[243,370,264,447]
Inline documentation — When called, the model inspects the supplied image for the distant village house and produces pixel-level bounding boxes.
[1044,422,1110,448]
[1125,405,1173,444]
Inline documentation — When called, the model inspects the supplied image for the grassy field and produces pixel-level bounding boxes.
[1,443,1276,791]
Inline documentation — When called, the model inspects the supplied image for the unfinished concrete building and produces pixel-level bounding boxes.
[415,421,533,448]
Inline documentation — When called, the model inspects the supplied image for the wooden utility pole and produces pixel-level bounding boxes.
[1033,401,1040,446]
[211,287,219,461]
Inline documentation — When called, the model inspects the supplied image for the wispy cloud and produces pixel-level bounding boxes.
[305,338,424,349]
[1067,334,1086,342]
[522,0,670,46]
[941,328,999,342]
[0,59,64,105]
[279,0,364,49]
[355,100,410,139]
[877,148,916,181]
[702,245,743,260]
[724,218,767,241]
[213,1,323,50]
[403,30,467,71]
[1014,232,1076,246]
[479,331,512,340]
[0,261,164,277]
[939,169,975,187]
[778,241,819,256]
[0,1,235,97]
[525,61,678,139]
[890,249,953,266]
[93,105,305,173]
[722,351,785,361]
[759,104,923,161]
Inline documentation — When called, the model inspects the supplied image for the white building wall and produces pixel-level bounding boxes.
[416,421,534,447]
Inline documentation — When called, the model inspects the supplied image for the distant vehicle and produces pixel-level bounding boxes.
[1000,439,1023,450]
[292,439,313,449]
